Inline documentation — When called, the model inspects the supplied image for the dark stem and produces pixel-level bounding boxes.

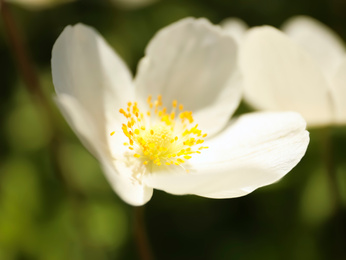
[1,0,43,100]
[1,5,97,257]
[321,127,346,259]
[1,0,68,185]
[321,127,342,212]
[0,0,62,133]
[134,206,154,260]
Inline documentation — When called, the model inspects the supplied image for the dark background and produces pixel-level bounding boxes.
[0,0,346,259]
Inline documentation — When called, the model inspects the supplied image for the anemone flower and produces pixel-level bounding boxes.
[238,16,346,127]
[51,18,309,206]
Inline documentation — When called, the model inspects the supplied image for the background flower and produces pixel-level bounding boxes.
[238,16,346,127]
[110,0,158,9]
[220,17,248,45]
[5,0,76,9]
[5,0,158,10]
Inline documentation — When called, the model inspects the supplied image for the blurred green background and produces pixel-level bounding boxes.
[1,0,346,259]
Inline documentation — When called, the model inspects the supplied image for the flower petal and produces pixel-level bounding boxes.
[240,26,333,127]
[143,112,309,198]
[55,94,106,159]
[331,57,346,124]
[56,94,153,206]
[135,17,241,136]
[143,163,278,198]
[220,17,248,45]
[102,159,153,206]
[282,16,346,79]
[52,23,135,138]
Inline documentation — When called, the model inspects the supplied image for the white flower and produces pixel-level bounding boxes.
[220,17,248,45]
[51,18,309,206]
[5,0,156,10]
[6,0,75,9]
[238,15,346,127]
[110,0,158,9]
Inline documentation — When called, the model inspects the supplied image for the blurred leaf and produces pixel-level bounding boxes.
[0,158,41,252]
[82,200,128,250]
[0,249,16,260]
[57,142,111,194]
[5,87,52,152]
[33,200,85,260]
[300,167,333,227]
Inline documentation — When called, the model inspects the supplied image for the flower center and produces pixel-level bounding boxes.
[112,95,208,167]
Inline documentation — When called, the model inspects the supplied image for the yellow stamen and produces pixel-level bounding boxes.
[113,95,208,168]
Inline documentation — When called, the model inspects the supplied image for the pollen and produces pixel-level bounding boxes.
[112,95,208,167]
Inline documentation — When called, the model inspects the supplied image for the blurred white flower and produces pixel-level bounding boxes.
[111,0,158,9]
[6,0,157,10]
[220,17,248,45]
[51,18,309,206]
[238,16,346,127]
[6,0,75,10]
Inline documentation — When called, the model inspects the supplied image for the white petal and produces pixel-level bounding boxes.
[135,17,241,136]
[102,159,153,206]
[220,17,248,45]
[52,23,135,141]
[282,16,346,79]
[143,163,280,198]
[331,57,346,124]
[240,26,334,127]
[56,95,153,206]
[143,112,309,198]
[55,94,107,159]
